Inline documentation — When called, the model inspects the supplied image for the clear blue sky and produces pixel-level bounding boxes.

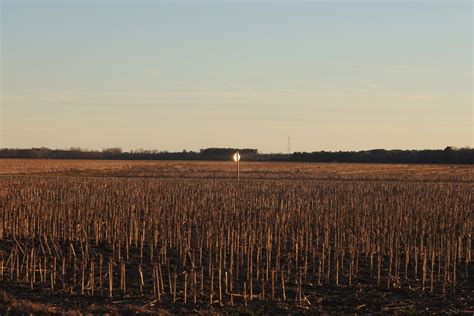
[1,0,472,152]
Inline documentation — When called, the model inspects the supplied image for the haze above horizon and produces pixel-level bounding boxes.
[1,0,472,153]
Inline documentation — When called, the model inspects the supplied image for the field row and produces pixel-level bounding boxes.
[1,159,472,181]
[0,177,472,311]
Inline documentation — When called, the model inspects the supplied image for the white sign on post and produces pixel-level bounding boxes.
[233,151,240,180]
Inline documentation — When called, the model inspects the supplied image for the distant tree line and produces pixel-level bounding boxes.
[0,146,472,164]
[0,147,259,161]
[290,147,474,164]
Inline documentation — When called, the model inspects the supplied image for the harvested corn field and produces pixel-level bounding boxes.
[0,160,472,314]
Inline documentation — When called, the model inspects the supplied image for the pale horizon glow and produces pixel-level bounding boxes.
[1,0,472,153]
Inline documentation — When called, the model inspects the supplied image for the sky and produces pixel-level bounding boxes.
[1,0,472,153]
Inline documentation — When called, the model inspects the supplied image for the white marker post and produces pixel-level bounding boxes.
[233,151,241,181]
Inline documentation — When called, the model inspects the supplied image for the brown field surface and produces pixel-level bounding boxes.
[0,159,473,314]
[1,159,472,181]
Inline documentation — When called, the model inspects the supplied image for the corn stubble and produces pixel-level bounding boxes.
[0,176,472,307]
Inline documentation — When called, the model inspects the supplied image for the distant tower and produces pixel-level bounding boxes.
[287,136,291,154]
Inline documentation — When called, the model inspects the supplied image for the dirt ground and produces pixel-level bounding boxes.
[1,277,473,315]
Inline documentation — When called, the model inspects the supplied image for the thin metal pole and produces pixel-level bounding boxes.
[237,159,240,181]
